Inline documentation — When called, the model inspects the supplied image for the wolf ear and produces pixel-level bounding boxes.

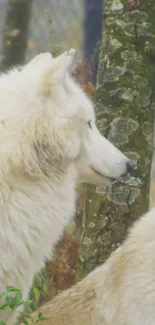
[47,49,76,85]
[23,52,53,75]
[22,50,76,95]
[39,49,76,94]
[25,49,76,78]
[53,49,76,74]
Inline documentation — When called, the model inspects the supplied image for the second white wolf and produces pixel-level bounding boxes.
[32,207,155,325]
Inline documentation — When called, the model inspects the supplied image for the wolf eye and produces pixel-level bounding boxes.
[87,120,92,129]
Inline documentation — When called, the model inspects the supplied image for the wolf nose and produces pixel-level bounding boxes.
[126,161,134,173]
[126,161,138,177]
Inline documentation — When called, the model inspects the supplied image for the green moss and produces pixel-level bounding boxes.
[78,0,155,277]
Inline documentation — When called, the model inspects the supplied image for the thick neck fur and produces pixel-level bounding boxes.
[0,166,77,285]
[0,147,77,324]
[0,68,79,311]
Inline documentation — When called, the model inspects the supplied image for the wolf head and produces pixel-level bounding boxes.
[0,50,133,185]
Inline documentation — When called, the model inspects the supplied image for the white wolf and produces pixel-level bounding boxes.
[32,207,155,325]
[0,49,133,324]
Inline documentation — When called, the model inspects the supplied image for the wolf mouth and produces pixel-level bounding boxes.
[90,166,116,182]
[90,166,126,187]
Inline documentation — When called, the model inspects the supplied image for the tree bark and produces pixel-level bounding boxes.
[78,0,155,278]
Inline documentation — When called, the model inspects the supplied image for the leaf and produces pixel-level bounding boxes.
[32,287,40,301]
[5,290,23,309]
[35,312,51,324]
[5,286,20,293]
[111,0,124,12]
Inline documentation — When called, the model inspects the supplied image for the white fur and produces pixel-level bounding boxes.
[32,207,155,325]
[0,50,130,323]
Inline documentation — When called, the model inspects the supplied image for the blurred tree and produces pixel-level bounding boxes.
[0,0,32,71]
[83,0,105,85]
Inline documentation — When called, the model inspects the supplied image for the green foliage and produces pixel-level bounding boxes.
[0,283,49,325]
[0,286,23,311]
[29,268,48,312]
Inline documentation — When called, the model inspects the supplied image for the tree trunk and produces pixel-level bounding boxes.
[1,0,32,71]
[78,0,155,278]
[83,0,105,85]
